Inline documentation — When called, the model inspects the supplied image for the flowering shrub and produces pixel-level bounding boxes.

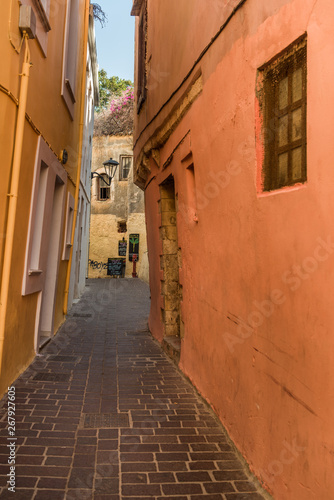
[110,87,134,115]
[94,86,134,136]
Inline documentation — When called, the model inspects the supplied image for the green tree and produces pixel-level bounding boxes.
[97,70,133,112]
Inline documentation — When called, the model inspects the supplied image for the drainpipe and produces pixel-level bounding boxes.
[0,34,31,379]
[63,0,90,315]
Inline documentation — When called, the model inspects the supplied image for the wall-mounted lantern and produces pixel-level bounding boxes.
[91,158,119,186]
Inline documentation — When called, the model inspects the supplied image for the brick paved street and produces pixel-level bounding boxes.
[0,279,269,499]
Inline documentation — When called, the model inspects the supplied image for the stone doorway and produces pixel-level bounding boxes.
[159,176,182,359]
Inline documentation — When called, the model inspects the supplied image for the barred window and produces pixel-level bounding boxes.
[99,174,110,200]
[262,37,307,191]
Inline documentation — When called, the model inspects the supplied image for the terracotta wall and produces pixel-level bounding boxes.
[132,0,334,498]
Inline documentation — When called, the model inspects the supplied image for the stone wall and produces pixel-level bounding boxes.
[88,135,148,281]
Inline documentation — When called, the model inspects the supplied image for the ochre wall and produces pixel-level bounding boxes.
[0,0,89,396]
[89,135,148,280]
[88,213,147,279]
[133,0,334,498]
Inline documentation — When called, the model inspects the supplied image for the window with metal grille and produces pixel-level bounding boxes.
[120,156,132,180]
[99,174,110,200]
[117,221,127,233]
[262,37,307,191]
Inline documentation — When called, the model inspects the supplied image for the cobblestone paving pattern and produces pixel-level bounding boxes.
[0,279,270,499]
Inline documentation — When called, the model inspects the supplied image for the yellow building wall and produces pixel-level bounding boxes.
[88,135,149,281]
[0,93,16,274]
[88,213,148,279]
[0,123,40,396]
[0,0,89,396]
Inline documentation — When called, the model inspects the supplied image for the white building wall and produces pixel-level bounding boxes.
[68,11,98,308]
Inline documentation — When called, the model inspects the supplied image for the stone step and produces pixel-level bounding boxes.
[162,335,181,364]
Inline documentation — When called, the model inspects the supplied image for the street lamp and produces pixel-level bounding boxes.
[91,158,119,186]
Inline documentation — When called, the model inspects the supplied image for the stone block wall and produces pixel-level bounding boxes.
[88,135,148,281]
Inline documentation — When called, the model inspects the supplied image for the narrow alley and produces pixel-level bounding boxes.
[0,279,268,500]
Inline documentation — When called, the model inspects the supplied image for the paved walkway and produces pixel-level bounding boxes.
[0,279,269,499]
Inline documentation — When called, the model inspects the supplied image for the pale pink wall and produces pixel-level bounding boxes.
[135,0,334,498]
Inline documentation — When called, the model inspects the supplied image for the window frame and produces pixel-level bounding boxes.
[117,221,127,233]
[22,137,67,296]
[61,0,80,119]
[133,0,147,113]
[98,174,110,201]
[21,0,51,56]
[261,37,307,191]
[119,155,133,181]
[62,192,75,260]
[32,0,51,30]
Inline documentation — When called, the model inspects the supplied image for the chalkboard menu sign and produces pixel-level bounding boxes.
[118,240,127,256]
[107,258,125,277]
[129,234,139,262]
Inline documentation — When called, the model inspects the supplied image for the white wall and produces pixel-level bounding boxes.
[68,14,98,308]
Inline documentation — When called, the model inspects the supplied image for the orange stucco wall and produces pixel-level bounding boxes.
[0,0,88,396]
[133,0,334,498]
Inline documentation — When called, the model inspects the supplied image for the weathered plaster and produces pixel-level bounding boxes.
[132,0,334,498]
[89,135,148,280]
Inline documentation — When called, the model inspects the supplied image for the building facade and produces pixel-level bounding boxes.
[0,0,97,396]
[131,0,334,498]
[88,134,148,281]
[67,10,99,309]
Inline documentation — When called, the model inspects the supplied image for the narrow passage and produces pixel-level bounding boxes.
[0,279,268,499]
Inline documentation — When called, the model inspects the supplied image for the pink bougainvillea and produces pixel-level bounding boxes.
[110,87,134,115]
[94,86,134,136]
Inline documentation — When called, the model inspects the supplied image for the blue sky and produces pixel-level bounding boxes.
[94,0,135,82]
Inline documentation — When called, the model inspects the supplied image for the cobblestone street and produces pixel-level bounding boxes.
[0,279,269,499]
